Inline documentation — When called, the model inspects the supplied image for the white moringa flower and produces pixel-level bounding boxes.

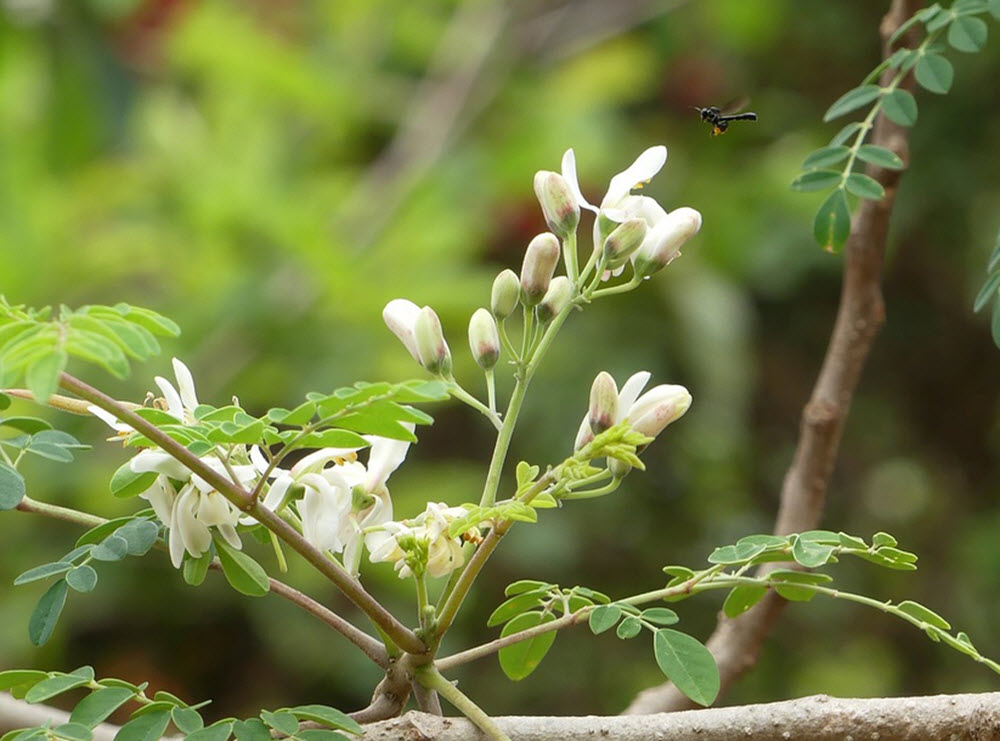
[255,428,415,575]
[575,371,692,450]
[561,146,668,214]
[154,357,200,423]
[130,448,256,568]
[559,147,702,279]
[367,501,469,579]
[88,357,200,440]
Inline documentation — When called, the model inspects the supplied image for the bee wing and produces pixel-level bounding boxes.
[720,96,751,115]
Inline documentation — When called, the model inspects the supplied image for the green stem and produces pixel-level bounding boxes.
[519,306,535,360]
[590,275,643,299]
[434,526,507,639]
[840,28,942,190]
[416,573,431,632]
[563,232,579,283]
[497,320,519,362]
[58,372,426,656]
[559,478,622,500]
[15,495,107,529]
[436,566,729,670]
[415,666,511,741]
[484,369,497,414]
[477,383,527,509]
[448,379,502,431]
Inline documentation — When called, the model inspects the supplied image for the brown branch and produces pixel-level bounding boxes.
[8,691,1000,741]
[624,0,923,714]
[354,693,1000,740]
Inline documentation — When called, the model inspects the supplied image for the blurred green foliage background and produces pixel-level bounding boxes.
[2,0,1000,720]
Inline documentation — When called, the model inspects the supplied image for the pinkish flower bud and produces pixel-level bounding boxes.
[534,170,580,239]
[491,269,520,320]
[520,233,561,306]
[468,308,501,370]
[632,207,702,278]
[625,384,692,438]
[588,371,619,434]
[414,306,452,376]
[536,276,573,323]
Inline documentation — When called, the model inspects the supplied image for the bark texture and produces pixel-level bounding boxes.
[6,691,1000,741]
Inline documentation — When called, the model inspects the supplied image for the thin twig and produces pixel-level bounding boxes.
[623,0,923,714]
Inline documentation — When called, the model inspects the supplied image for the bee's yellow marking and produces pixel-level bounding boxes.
[712,126,726,136]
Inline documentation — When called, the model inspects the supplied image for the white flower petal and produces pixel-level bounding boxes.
[174,488,212,560]
[300,480,350,553]
[154,376,186,421]
[616,371,652,421]
[197,491,237,527]
[364,427,413,491]
[603,146,667,208]
[140,475,177,527]
[130,450,191,481]
[171,358,199,412]
[291,447,362,477]
[217,523,242,551]
[560,148,598,213]
[88,405,131,433]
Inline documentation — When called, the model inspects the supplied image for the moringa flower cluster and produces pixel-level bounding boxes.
[381,145,702,383]
[91,359,426,576]
[575,370,692,452]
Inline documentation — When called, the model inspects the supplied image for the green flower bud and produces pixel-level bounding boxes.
[468,308,501,370]
[608,456,632,479]
[520,232,561,306]
[588,371,619,434]
[414,306,452,376]
[536,276,573,323]
[491,269,520,319]
[602,218,648,267]
[533,170,580,239]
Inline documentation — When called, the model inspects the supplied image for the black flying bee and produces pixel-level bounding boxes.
[692,101,758,136]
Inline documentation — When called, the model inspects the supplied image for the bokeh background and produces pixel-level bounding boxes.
[2,0,1000,721]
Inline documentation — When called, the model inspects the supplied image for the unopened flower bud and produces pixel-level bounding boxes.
[534,170,580,239]
[632,207,702,278]
[491,269,520,319]
[414,306,452,376]
[536,276,573,322]
[383,298,423,364]
[520,233,561,306]
[468,308,501,370]
[602,218,648,266]
[588,371,619,434]
[625,384,692,438]
[608,456,633,479]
